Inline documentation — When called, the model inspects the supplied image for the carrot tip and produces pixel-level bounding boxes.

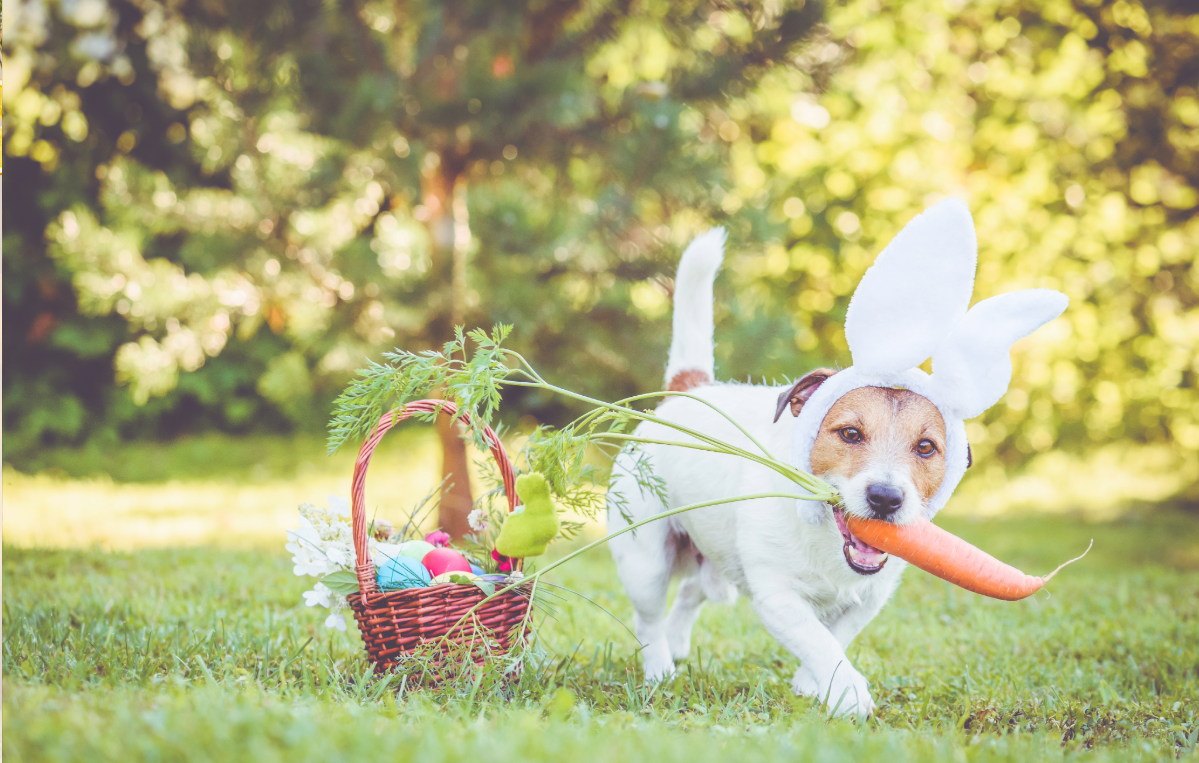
[1043,538,1093,582]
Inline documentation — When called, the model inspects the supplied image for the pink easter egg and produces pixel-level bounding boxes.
[422,547,471,577]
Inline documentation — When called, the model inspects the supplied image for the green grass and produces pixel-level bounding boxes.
[5,505,1199,762]
[4,430,381,484]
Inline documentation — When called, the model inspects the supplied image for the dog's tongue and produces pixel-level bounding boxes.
[845,542,887,567]
[835,509,887,565]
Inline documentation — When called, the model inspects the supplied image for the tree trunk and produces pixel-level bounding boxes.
[435,404,474,539]
[424,154,474,539]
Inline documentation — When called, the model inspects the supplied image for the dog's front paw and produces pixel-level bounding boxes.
[793,662,875,719]
[791,664,822,697]
[641,641,676,684]
[667,630,691,661]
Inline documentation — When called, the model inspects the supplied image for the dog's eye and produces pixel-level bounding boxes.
[916,439,937,457]
[839,427,862,443]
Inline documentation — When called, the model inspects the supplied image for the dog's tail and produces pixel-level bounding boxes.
[665,228,726,391]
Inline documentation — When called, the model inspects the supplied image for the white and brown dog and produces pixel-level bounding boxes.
[607,200,1067,718]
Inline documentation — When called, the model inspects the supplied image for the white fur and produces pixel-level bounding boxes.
[664,228,726,387]
[611,229,891,719]
[608,205,1068,720]
[608,384,899,718]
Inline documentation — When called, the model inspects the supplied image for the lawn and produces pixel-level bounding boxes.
[3,434,1198,762]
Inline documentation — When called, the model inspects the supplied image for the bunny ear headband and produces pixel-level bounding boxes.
[791,198,1068,522]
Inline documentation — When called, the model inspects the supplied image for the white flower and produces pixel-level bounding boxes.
[302,583,333,609]
[324,545,349,568]
[286,517,332,577]
[289,496,367,629]
[324,613,347,632]
[285,516,319,553]
[467,509,489,533]
[328,495,351,517]
[507,569,525,583]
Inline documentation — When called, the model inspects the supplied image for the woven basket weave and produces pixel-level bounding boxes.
[348,400,531,673]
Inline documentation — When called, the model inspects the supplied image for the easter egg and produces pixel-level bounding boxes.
[431,571,480,586]
[469,563,485,576]
[376,555,432,591]
[396,540,435,560]
[422,547,472,577]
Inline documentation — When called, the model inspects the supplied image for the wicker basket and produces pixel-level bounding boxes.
[347,400,532,673]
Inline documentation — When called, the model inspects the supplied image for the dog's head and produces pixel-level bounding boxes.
[770,201,1065,574]
[776,369,965,575]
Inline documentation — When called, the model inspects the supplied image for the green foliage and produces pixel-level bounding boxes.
[325,323,678,526]
[256,352,315,423]
[5,0,1197,502]
[318,569,360,596]
[327,325,513,453]
[326,324,838,534]
[521,423,619,532]
[717,0,1199,488]
[4,508,1199,761]
[3,0,823,458]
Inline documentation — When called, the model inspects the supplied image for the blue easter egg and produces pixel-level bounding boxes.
[377,555,432,591]
[469,563,485,576]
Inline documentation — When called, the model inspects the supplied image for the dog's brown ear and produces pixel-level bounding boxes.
[774,368,837,423]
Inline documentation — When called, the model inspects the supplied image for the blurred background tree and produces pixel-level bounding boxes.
[4,0,1198,517]
[3,0,824,534]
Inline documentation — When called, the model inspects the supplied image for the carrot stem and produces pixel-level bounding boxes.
[1041,538,1093,582]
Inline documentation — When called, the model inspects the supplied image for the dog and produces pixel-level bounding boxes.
[606,230,956,719]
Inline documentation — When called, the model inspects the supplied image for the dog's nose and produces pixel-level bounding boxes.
[865,484,904,517]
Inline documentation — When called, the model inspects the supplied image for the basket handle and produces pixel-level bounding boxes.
[350,400,521,596]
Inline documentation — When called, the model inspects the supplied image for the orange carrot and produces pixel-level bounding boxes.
[845,515,1091,601]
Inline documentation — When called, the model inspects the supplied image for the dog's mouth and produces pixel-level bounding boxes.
[833,507,888,575]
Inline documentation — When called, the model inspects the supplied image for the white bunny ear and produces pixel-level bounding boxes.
[931,289,1068,419]
[845,198,977,376]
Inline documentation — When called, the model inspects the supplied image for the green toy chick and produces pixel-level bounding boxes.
[495,472,560,558]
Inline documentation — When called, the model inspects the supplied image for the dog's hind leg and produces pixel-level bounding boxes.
[665,572,704,661]
[608,471,677,682]
[665,553,736,661]
[614,530,675,681]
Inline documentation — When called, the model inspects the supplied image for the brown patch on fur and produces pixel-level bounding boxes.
[809,387,947,501]
[668,369,712,392]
